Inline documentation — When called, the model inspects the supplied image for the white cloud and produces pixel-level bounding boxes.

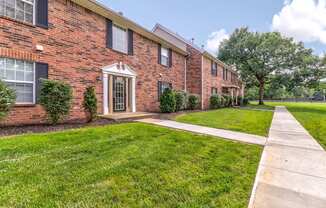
[205,29,229,54]
[272,0,326,44]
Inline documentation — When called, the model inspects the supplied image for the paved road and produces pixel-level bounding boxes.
[138,118,267,146]
[249,106,326,208]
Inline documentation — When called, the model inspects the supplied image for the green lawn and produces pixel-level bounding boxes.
[0,123,261,208]
[175,108,273,136]
[263,102,326,149]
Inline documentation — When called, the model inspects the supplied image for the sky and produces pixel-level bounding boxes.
[98,0,326,56]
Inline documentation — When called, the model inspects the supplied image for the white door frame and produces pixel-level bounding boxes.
[102,63,137,114]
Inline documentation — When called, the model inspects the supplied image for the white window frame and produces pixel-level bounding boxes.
[112,24,128,54]
[0,58,36,104]
[0,0,36,25]
[161,46,169,67]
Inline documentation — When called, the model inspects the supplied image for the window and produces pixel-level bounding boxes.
[223,68,228,80]
[112,24,128,53]
[211,87,218,95]
[211,62,217,76]
[0,58,35,104]
[0,0,34,24]
[161,47,169,67]
[158,81,172,100]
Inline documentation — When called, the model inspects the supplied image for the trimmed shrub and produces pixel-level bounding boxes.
[242,97,249,106]
[0,80,16,120]
[220,96,226,107]
[223,95,232,107]
[160,88,176,113]
[237,96,243,106]
[175,90,187,112]
[210,95,222,109]
[83,86,98,122]
[39,79,73,124]
[188,94,199,110]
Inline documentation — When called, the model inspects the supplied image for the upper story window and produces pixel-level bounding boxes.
[112,24,128,53]
[211,62,217,76]
[161,47,169,67]
[0,0,34,24]
[223,68,228,80]
[0,57,35,104]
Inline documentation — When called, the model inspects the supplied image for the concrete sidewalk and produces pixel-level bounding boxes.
[249,106,326,208]
[137,118,267,146]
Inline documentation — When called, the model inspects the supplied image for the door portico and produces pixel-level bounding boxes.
[102,63,137,115]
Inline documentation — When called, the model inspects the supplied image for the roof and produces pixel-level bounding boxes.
[70,0,188,56]
[153,24,236,71]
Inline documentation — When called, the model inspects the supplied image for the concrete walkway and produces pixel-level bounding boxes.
[249,106,326,208]
[138,118,267,146]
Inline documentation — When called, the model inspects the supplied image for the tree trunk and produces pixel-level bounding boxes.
[259,81,265,105]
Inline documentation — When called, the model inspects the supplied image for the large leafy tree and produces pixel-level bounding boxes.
[218,27,311,104]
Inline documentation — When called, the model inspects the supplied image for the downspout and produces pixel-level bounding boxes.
[201,55,204,110]
[184,56,187,92]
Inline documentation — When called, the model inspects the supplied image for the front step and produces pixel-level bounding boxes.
[99,112,159,122]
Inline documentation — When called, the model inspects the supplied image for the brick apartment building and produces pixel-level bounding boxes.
[0,0,243,126]
[153,24,244,109]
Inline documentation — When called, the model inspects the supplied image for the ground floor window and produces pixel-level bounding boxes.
[211,87,218,95]
[0,57,35,104]
[158,81,172,100]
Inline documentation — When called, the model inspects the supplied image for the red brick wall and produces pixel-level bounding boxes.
[0,0,186,126]
[202,57,223,109]
[186,45,202,105]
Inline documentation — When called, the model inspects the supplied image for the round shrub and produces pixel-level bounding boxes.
[242,97,249,106]
[188,94,199,110]
[39,79,73,124]
[210,95,222,109]
[223,95,232,107]
[175,90,187,112]
[160,88,176,113]
[83,86,98,122]
[0,80,16,120]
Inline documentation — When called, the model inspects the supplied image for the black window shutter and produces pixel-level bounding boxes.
[158,81,162,101]
[128,29,134,55]
[168,49,172,68]
[158,44,161,64]
[35,0,48,28]
[35,62,49,103]
[211,61,214,75]
[106,19,113,49]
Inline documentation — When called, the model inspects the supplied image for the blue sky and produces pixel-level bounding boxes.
[99,0,325,56]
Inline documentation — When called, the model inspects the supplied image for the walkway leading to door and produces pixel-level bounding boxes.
[249,106,326,208]
[138,118,267,146]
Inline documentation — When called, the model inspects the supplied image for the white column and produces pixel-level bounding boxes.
[131,76,136,112]
[103,74,109,115]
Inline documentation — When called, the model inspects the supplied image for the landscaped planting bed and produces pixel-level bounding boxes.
[0,123,261,207]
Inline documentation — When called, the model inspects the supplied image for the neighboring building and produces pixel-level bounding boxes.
[153,24,244,109]
[0,0,188,125]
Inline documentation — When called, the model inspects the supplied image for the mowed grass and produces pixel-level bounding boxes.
[0,123,262,208]
[264,102,326,149]
[176,108,274,136]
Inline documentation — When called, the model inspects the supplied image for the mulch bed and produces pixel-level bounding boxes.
[0,118,118,138]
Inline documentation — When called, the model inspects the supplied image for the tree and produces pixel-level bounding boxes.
[218,28,310,105]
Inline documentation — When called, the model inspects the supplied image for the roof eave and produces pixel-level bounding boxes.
[70,0,188,56]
